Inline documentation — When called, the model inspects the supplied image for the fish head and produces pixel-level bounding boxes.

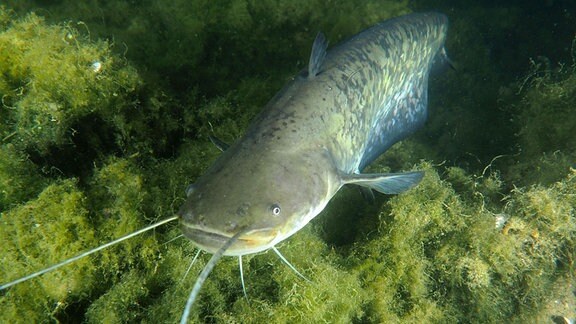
[178,147,337,256]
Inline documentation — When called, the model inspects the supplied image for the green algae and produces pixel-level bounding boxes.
[0,2,575,323]
[0,143,47,210]
[503,54,576,187]
[4,0,410,102]
[0,9,140,155]
[0,179,98,322]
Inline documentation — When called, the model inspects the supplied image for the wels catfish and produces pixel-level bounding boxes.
[0,12,450,323]
[177,11,450,321]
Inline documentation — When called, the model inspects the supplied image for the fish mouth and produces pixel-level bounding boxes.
[181,225,277,256]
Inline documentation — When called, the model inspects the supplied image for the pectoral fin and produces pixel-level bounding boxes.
[342,171,424,195]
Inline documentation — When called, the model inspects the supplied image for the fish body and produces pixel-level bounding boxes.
[179,12,449,256]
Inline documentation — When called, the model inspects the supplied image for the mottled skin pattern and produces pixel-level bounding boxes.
[179,13,449,256]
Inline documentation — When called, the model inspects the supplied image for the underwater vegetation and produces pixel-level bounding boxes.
[0,1,575,323]
[0,10,140,155]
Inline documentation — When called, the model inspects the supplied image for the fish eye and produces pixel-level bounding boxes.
[270,204,281,216]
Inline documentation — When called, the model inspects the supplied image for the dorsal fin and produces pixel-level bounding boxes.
[308,32,328,78]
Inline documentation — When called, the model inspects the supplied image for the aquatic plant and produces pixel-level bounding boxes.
[1,2,575,323]
[0,8,140,155]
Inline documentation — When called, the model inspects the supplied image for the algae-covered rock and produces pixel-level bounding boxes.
[0,144,47,210]
[0,7,140,155]
[1,1,575,323]
[0,179,98,322]
[504,57,576,187]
